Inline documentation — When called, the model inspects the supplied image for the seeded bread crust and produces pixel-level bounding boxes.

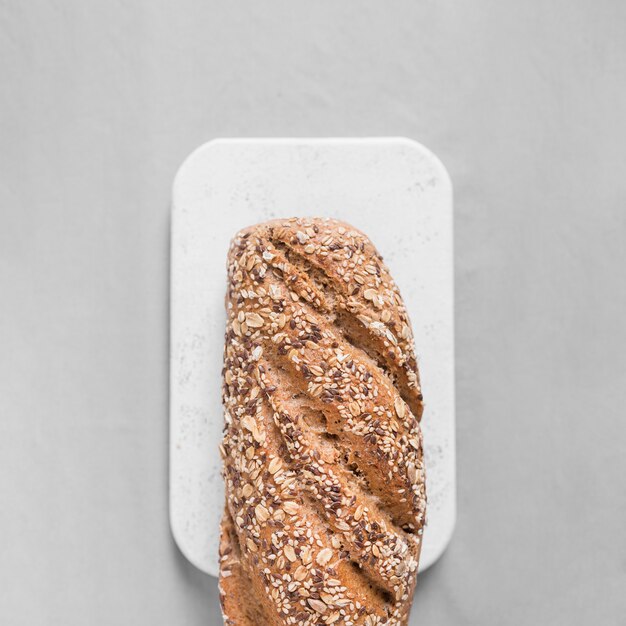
[218,218,426,626]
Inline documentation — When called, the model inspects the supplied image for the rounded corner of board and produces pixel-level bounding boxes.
[419,504,457,573]
[170,512,216,577]
[391,137,453,196]
[172,138,230,205]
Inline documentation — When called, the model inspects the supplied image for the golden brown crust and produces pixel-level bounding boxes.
[219,507,273,625]
[219,218,426,625]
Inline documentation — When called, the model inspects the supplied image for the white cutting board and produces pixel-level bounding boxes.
[170,138,455,577]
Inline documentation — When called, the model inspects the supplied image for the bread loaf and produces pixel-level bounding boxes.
[218,218,426,625]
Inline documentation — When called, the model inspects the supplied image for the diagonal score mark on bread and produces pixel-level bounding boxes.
[219,218,426,626]
[265,231,423,422]
[260,357,413,597]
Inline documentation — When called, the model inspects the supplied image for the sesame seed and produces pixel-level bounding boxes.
[245,312,264,328]
[268,457,283,474]
[316,548,333,567]
[255,504,270,523]
[307,598,327,613]
[284,545,297,562]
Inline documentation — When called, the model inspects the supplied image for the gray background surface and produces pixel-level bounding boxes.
[1,1,625,624]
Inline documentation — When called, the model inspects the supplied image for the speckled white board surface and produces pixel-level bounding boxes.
[170,137,455,577]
